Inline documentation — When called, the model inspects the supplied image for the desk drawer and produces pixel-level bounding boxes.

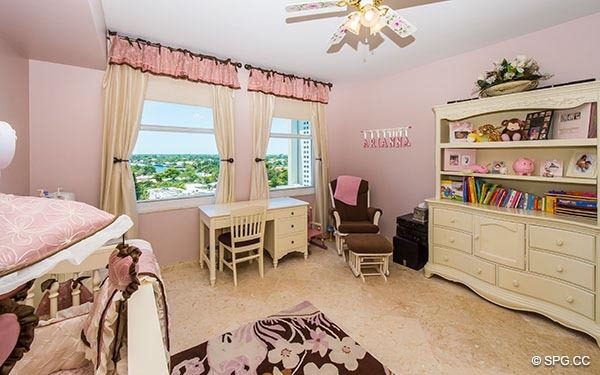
[277,216,306,236]
[434,246,495,284]
[272,206,307,220]
[433,226,472,253]
[433,208,472,233]
[498,267,595,319]
[529,250,595,290]
[278,232,306,252]
[529,226,595,262]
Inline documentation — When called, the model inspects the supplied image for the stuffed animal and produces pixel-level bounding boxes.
[501,118,527,141]
[478,124,502,142]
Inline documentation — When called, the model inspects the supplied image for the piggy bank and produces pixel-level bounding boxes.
[513,157,535,176]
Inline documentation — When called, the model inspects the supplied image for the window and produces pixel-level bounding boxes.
[266,118,313,190]
[131,100,219,202]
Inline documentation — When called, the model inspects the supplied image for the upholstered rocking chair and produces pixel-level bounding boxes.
[329,178,382,257]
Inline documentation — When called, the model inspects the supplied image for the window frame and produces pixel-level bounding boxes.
[134,99,219,213]
[267,118,315,196]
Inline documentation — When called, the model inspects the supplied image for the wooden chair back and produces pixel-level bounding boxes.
[229,206,267,248]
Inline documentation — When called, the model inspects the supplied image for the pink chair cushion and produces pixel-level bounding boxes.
[0,194,115,277]
[0,313,20,365]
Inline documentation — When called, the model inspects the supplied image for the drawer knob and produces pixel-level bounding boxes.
[443,256,449,262]
[291,240,295,244]
[556,265,564,273]
[291,212,295,216]
[450,218,456,223]
[449,238,455,243]
[291,224,295,228]
[476,268,482,275]
[512,280,519,287]
[474,235,480,240]
[556,239,564,247]
[566,296,574,304]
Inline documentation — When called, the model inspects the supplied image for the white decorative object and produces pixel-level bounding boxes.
[566,152,597,179]
[428,81,600,346]
[0,121,17,172]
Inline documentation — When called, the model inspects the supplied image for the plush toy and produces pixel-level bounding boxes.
[471,164,490,174]
[513,157,535,176]
[478,124,502,142]
[467,131,481,143]
[501,118,527,141]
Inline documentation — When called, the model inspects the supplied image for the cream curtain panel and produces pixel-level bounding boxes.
[249,92,275,200]
[212,85,236,203]
[311,102,330,233]
[100,64,148,236]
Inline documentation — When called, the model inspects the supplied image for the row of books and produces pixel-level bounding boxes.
[440,178,598,217]
[545,191,597,218]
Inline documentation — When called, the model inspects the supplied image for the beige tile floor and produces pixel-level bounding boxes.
[162,243,599,374]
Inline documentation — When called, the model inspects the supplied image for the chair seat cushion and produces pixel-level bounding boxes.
[218,232,261,248]
[338,221,379,234]
[345,234,393,254]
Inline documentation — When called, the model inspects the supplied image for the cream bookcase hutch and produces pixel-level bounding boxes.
[425,81,600,345]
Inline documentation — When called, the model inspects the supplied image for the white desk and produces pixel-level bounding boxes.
[198,197,308,286]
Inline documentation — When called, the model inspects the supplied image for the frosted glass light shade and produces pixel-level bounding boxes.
[0,121,17,170]
[345,12,362,35]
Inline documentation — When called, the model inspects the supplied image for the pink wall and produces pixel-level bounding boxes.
[0,37,29,195]
[28,62,314,265]
[327,13,600,239]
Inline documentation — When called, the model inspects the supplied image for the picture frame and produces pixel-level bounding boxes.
[540,159,563,178]
[566,152,597,179]
[448,121,473,143]
[552,103,595,139]
[444,149,476,171]
[491,161,508,175]
[526,110,553,140]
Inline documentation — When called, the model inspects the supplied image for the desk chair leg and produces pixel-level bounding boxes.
[219,243,224,272]
[232,251,238,286]
[259,248,264,278]
[199,224,205,269]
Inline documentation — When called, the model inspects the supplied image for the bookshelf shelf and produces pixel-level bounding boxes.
[441,171,596,185]
[440,138,597,149]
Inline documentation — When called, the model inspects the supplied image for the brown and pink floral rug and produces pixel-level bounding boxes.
[170,301,394,375]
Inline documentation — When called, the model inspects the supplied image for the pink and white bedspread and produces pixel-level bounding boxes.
[0,194,133,295]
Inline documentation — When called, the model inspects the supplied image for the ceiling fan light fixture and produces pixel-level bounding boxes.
[345,12,362,35]
[360,4,380,27]
[369,9,387,35]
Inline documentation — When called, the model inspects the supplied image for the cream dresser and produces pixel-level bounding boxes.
[425,81,600,345]
[264,203,308,268]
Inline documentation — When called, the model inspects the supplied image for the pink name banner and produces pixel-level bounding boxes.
[362,126,412,149]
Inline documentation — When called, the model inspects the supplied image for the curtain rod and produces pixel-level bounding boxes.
[107,31,242,68]
[244,64,333,89]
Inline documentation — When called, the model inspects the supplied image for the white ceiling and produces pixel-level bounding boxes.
[101,0,600,82]
[0,1,599,83]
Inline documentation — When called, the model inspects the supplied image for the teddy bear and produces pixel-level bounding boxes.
[501,118,526,141]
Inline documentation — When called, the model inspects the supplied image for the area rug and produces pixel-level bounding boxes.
[170,301,394,375]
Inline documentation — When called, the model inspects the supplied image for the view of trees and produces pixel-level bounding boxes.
[131,153,290,200]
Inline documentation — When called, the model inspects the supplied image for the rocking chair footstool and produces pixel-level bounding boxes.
[345,234,393,282]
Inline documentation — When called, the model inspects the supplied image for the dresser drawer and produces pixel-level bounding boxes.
[277,216,306,236]
[498,267,595,319]
[434,246,495,284]
[433,226,472,253]
[529,250,595,290]
[433,208,472,232]
[529,226,595,262]
[272,206,307,220]
[278,232,306,252]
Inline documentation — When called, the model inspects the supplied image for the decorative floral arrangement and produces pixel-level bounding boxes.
[474,55,552,95]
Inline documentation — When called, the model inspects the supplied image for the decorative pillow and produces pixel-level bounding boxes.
[0,194,115,277]
[0,299,38,375]
[82,240,169,375]
[9,303,90,375]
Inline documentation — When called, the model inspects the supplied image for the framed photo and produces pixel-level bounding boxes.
[566,152,597,179]
[552,103,594,139]
[526,110,553,140]
[540,159,563,178]
[448,121,473,143]
[491,161,508,175]
[444,149,476,171]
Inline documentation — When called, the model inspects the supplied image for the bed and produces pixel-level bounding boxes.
[0,194,170,375]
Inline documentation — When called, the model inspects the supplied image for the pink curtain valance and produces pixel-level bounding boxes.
[108,33,241,90]
[246,66,332,104]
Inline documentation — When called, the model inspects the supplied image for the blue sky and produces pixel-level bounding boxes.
[133,101,298,155]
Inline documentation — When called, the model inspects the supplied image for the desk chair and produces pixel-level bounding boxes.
[218,206,267,286]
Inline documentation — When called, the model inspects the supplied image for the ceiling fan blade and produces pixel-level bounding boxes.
[380,6,417,38]
[286,1,347,13]
[329,18,349,45]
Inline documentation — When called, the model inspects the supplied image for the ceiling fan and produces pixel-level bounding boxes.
[285,0,417,45]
